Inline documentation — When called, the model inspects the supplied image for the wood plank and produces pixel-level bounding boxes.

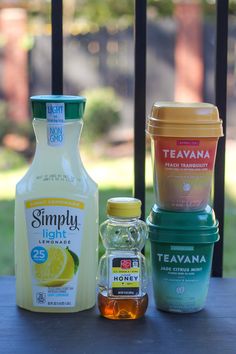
[0,277,235,354]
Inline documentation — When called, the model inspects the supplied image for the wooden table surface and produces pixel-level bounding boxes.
[0,276,235,354]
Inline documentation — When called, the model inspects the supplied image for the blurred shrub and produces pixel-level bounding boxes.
[0,147,26,171]
[0,99,34,145]
[81,87,121,141]
[0,100,10,142]
[15,121,35,144]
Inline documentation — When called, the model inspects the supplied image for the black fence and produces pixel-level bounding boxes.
[212,0,228,276]
[51,0,228,277]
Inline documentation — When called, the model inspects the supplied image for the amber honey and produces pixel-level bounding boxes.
[98,292,148,320]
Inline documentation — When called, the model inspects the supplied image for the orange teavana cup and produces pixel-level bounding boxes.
[146,102,223,211]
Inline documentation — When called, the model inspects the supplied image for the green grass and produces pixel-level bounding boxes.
[1,144,236,277]
[0,199,15,274]
[223,190,236,277]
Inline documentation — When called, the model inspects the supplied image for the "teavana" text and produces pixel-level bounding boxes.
[157,253,207,264]
[162,149,210,159]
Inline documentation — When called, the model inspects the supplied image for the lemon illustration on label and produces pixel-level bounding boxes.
[34,246,79,287]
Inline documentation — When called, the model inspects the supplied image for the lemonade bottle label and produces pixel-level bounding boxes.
[25,198,84,307]
[109,256,141,296]
[46,102,65,146]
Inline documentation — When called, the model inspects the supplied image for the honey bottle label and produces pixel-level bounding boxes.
[109,256,141,296]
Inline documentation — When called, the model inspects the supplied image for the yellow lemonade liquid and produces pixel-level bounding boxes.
[15,96,98,312]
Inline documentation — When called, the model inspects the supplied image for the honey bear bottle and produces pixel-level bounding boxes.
[97,197,148,320]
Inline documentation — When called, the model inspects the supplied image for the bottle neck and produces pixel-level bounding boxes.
[33,118,82,155]
[108,216,139,223]
[30,119,84,176]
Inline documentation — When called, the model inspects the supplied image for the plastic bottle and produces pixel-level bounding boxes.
[97,197,148,319]
[15,95,98,313]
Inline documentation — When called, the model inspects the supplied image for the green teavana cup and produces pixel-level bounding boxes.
[147,205,219,313]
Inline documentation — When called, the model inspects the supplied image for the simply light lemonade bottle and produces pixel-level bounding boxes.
[15,95,98,312]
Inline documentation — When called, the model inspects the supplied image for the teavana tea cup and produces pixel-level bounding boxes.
[147,204,219,313]
[146,102,223,211]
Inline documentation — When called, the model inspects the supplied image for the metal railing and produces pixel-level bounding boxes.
[212,0,228,277]
[51,0,228,276]
[51,0,63,94]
